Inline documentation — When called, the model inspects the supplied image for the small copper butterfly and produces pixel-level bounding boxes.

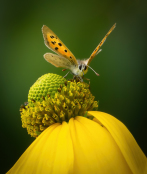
[42,23,116,81]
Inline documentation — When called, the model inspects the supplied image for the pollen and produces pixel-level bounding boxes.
[20,73,98,137]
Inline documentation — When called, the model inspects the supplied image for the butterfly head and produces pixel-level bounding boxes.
[71,60,99,78]
[78,63,88,75]
[71,60,88,77]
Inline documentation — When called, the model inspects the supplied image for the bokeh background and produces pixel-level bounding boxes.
[1,0,147,173]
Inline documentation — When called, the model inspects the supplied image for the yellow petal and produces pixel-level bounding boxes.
[8,113,146,174]
[143,161,147,174]
[89,111,147,174]
[69,116,132,174]
[7,122,74,174]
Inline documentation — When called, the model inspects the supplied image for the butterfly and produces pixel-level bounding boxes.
[42,23,116,81]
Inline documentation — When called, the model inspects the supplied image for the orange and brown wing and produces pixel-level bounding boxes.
[42,25,78,66]
[87,23,116,65]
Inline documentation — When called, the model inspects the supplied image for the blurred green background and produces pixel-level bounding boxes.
[1,0,147,173]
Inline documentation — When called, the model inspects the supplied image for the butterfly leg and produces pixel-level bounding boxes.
[64,72,84,82]
[73,75,83,82]
[63,71,70,78]
[83,76,90,85]
[78,76,83,82]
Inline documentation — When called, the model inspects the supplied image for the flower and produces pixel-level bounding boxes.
[20,73,98,137]
[7,73,146,174]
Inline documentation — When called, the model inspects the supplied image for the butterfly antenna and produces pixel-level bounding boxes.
[86,65,99,76]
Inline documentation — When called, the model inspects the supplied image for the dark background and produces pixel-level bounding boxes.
[1,0,147,173]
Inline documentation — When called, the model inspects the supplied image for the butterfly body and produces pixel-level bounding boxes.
[42,24,116,79]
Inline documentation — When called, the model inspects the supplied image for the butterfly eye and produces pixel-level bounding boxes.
[84,66,87,70]
[79,65,82,70]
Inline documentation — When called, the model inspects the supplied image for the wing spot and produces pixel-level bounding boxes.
[64,49,67,52]
[50,35,55,39]
[70,56,72,59]
[58,43,62,46]
[51,41,56,45]
[55,47,58,50]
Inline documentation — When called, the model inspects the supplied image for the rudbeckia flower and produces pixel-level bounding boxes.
[7,73,146,174]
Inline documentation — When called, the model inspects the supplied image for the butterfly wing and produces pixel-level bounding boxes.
[42,25,78,66]
[44,53,74,70]
[86,23,116,65]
